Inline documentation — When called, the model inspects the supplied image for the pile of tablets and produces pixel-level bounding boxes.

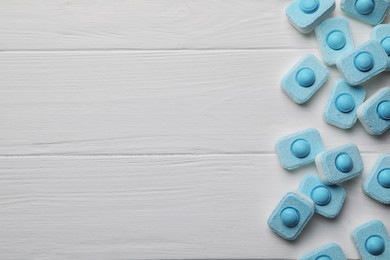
[283,0,390,134]
[269,128,389,258]
[268,0,390,258]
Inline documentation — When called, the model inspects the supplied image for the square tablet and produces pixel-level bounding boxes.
[337,41,388,86]
[358,87,390,135]
[299,174,346,218]
[323,80,366,129]
[268,192,315,240]
[281,55,329,104]
[286,0,336,33]
[315,17,354,65]
[275,128,325,170]
[352,220,390,259]
[315,144,364,184]
[363,154,390,204]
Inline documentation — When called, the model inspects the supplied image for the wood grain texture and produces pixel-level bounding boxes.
[0,0,390,259]
[0,0,385,51]
[0,50,389,156]
[0,154,388,260]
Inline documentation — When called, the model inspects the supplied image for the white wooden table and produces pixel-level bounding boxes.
[0,0,389,259]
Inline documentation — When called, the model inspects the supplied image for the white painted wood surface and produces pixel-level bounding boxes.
[1,0,389,51]
[0,0,389,259]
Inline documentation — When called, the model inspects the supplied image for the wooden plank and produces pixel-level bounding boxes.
[0,50,389,156]
[0,0,379,50]
[0,154,387,259]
